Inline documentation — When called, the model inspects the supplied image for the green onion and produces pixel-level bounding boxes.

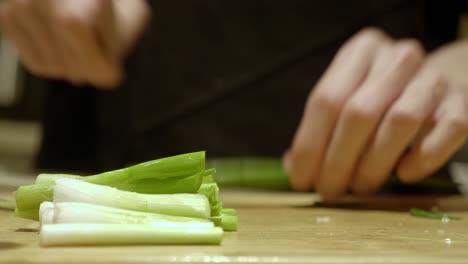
[15,208,39,219]
[16,183,54,218]
[40,224,223,246]
[220,208,238,231]
[35,174,82,184]
[40,202,214,228]
[209,216,222,226]
[207,157,460,192]
[198,176,239,230]
[39,202,55,225]
[53,178,211,219]
[207,157,291,190]
[211,208,238,231]
[409,208,462,220]
[198,182,223,216]
[37,151,206,184]
[16,151,207,220]
[0,197,15,210]
[133,169,215,194]
[14,151,238,246]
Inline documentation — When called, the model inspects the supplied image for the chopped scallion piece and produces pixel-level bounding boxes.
[409,208,462,220]
[40,224,223,246]
[39,201,55,225]
[53,178,211,219]
[40,202,213,228]
[0,197,15,210]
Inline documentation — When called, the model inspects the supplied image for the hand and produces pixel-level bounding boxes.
[285,28,468,201]
[0,0,150,88]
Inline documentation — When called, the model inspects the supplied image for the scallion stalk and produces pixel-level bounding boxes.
[37,151,206,184]
[40,224,223,246]
[54,178,211,219]
[0,197,15,210]
[39,202,55,224]
[207,157,291,190]
[133,169,215,194]
[198,182,223,216]
[220,208,238,231]
[16,151,207,220]
[40,202,214,228]
[211,208,238,231]
[35,174,82,184]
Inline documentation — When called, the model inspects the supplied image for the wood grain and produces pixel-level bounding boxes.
[0,190,468,264]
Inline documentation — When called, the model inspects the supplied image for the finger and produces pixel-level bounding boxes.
[0,2,44,75]
[96,0,121,63]
[54,1,122,88]
[317,40,424,200]
[38,0,88,85]
[12,0,63,78]
[70,16,123,88]
[287,28,387,192]
[352,68,447,194]
[397,86,468,183]
[105,0,151,58]
[43,0,122,87]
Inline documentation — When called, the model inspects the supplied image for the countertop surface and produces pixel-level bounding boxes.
[1,188,468,264]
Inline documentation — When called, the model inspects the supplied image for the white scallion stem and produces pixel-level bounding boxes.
[53,178,211,218]
[40,224,223,246]
[39,202,55,225]
[40,202,213,228]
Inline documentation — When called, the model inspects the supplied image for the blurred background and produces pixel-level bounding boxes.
[0,13,468,188]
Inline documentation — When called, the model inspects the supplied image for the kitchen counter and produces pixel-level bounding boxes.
[1,189,468,264]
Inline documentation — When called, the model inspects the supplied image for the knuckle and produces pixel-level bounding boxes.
[309,90,343,114]
[352,27,386,49]
[424,70,448,92]
[289,146,312,168]
[344,99,379,121]
[393,40,425,66]
[388,106,424,127]
[446,116,468,134]
[57,9,98,29]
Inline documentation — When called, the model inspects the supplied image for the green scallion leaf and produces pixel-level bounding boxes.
[409,208,462,220]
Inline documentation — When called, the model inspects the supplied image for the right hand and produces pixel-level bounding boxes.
[0,0,151,88]
[285,28,468,201]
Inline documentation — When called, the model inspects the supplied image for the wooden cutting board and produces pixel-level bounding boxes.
[1,190,468,264]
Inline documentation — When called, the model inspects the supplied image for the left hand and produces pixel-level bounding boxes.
[0,0,150,88]
[285,28,468,201]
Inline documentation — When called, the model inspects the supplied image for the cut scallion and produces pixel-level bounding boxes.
[0,197,15,210]
[40,224,223,246]
[53,178,211,219]
[39,202,55,225]
[15,151,238,246]
[409,208,462,220]
[16,151,207,220]
[211,208,238,231]
[40,202,214,228]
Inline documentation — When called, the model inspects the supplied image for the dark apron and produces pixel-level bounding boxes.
[37,0,462,174]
